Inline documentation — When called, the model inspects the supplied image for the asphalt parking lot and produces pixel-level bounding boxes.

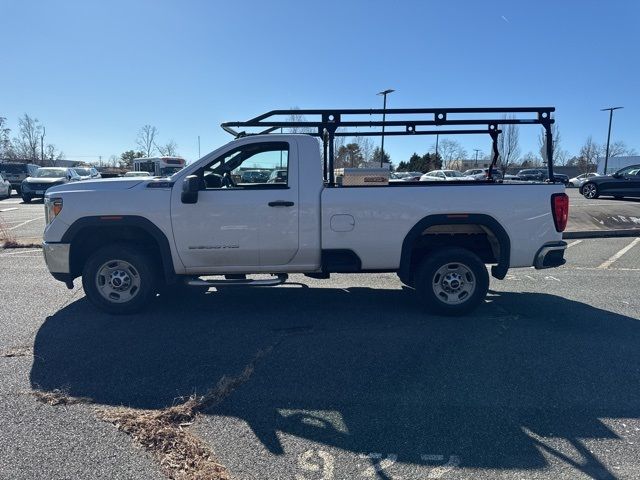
[1,190,640,480]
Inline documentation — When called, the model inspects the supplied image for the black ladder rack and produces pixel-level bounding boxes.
[221,107,556,185]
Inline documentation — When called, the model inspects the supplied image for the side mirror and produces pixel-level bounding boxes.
[181,175,200,204]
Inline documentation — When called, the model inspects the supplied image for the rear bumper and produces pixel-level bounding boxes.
[534,241,567,269]
[43,242,70,274]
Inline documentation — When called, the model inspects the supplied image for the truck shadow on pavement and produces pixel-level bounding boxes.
[31,286,640,477]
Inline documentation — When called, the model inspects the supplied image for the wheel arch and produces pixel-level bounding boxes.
[61,215,176,283]
[399,214,511,282]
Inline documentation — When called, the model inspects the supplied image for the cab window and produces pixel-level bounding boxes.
[199,142,289,190]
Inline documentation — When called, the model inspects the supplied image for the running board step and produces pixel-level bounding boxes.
[186,273,288,287]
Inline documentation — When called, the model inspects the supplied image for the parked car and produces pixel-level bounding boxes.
[516,169,547,181]
[240,170,270,183]
[124,171,153,177]
[420,170,476,181]
[0,162,39,195]
[399,171,423,181]
[267,169,287,183]
[569,172,599,188]
[580,164,640,199]
[72,166,101,180]
[21,167,81,202]
[390,171,422,182]
[462,168,503,180]
[0,173,11,199]
[553,173,569,186]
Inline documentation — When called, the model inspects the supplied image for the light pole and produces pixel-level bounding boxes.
[40,126,46,165]
[377,89,394,167]
[473,148,481,167]
[601,106,623,174]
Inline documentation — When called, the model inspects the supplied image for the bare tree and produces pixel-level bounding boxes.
[353,136,374,163]
[12,114,43,162]
[600,140,638,158]
[538,124,568,166]
[520,151,541,168]
[156,140,178,156]
[497,115,520,172]
[434,139,466,169]
[0,117,12,158]
[286,107,314,134]
[136,125,158,157]
[576,136,600,174]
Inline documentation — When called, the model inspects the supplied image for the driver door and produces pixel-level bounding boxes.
[171,139,299,271]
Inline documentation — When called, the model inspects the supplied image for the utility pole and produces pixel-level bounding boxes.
[197,135,201,158]
[40,126,45,165]
[473,148,481,167]
[377,89,395,167]
[601,106,623,175]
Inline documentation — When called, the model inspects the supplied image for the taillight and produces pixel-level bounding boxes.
[551,193,569,232]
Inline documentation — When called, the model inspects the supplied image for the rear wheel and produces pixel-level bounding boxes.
[414,247,489,316]
[82,244,158,314]
[582,183,599,199]
[21,195,31,203]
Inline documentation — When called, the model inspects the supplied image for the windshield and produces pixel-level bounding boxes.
[0,164,28,174]
[74,168,91,176]
[444,171,463,177]
[35,168,67,178]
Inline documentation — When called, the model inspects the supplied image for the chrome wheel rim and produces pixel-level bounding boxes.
[95,259,141,303]
[432,262,476,305]
[583,184,596,198]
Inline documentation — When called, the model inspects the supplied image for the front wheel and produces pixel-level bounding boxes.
[414,247,489,316]
[582,183,599,199]
[21,195,32,203]
[82,244,158,314]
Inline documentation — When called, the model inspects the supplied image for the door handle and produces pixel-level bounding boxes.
[268,201,295,207]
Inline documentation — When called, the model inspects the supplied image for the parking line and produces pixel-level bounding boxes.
[0,207,18,212]
[566,240,583,248]
[7,217,40,231]
[598,238,640,269]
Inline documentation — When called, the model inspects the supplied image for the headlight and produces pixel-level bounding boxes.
[44,197,63,225]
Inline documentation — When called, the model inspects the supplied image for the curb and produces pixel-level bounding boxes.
[563,229,640,239]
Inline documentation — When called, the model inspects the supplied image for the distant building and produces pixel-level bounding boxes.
[596,156,640,175]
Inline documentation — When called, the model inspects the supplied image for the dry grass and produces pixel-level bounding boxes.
[1,239,42,248]
[0,216,15,244]
[1,345,32,357]
[31,388,92,407]
[97,347,272,480]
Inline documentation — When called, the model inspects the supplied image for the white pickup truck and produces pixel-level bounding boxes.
[42,107,569,315]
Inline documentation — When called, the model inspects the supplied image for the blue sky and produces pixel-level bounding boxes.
[1,0,639,165]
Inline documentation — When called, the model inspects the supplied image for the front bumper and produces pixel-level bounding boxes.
[43,242,70,273]
[534,241,567,269]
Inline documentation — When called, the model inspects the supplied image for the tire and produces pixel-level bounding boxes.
[82,244,158,314]
[568,182,575,188]
[582,183,599,199]
[15,186,21,196]
[22,195,32,203]
[414,247,489,316]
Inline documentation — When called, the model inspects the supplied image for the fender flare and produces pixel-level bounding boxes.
[61,215,176,282]
[399,214,511,280]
